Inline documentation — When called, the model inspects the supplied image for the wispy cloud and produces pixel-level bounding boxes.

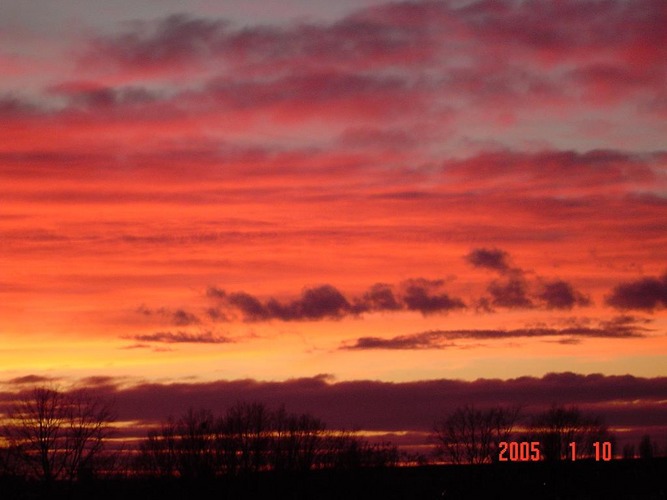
[136,306,201,326]
[5,374,58,385]
[342,318,649,350]
[128,330,230,344]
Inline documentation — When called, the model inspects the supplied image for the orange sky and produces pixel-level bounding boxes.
[1,0,666,392]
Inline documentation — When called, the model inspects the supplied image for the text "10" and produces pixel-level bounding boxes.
[569,441,613,461]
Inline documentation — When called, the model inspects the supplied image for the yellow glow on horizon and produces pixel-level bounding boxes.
[2,326,665,384]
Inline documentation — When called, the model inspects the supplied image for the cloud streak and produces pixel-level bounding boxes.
[127,330,230,344]
[137,306,201,326]
[343,318,649,350]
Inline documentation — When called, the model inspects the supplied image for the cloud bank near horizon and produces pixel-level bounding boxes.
[1,373,665,448]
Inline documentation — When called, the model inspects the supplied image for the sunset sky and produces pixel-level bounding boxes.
[1,0,665,449]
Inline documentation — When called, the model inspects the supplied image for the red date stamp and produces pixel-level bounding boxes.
[569,441,613,461]
[499,441,613,461]
[498,441,541,461]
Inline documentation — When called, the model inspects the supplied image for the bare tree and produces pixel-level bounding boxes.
[526,404,612,461]
[4,387,115,484]
[175,408,218,480]
[638,434,659,460]
[622,443,636,459]
[271,406,325,472]
[433,405,521,464]
[137,403,278,478]
[136,410,220,479]
[135,403,401,477]
[220,401,272,474]
[315,429,398,469]
[136,417,177,477]
[0,442,21,477]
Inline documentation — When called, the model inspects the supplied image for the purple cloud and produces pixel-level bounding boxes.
[538,280,591,309]
[606,274,667,311]
[466,248,511,273]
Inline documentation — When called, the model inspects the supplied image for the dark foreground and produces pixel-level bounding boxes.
[1,459,665,500]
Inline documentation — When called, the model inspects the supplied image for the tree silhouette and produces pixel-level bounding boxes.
[638,434,658,460]
[175,408,218,480]
[220,401,272,474]
[135,402,399,477]
[527,404,612,461]
[622,443,635,459]
[433,405,521,464]
[137,417,178,477]
[270,405,325,472]
[3,387,115,485]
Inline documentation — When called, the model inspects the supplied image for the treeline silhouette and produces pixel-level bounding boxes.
[0,387,398,484]
[135,402,399,479]
[433,404,621,464]
[1,387,665,499]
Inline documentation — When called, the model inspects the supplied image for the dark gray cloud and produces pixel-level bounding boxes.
[467,248,532,309]
[129,331,230,344]
[204,72,412,115]
[84,10,430,73]
[348,334,455,350]
[0,94,40,119]
[206,286,227,299]
[154,253,595,330]
[6,1,664,150]
[228,291,271,321]
[538,280,591,309]
[467,249,590,311]
[48,82,159,109]
[137,306,201,326]
[353,283,401,313]
[206,259,597,322]
[401,283,466,314]
[205,307,228,322]
[78,376,121,387]
[208,280,465,322]
[5,374,57,385]
[606,273,667,311]
[488,276,533,308]
[466,248,511,272]
[2,373,664,453]
[445,150,663,201]
[86,14,229,69]
[85,2,667,76]
[267,285,352,321]
[223,285,352,322]
[343,319,647,350]
[3,373,662,444]
[171,309,201,326]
